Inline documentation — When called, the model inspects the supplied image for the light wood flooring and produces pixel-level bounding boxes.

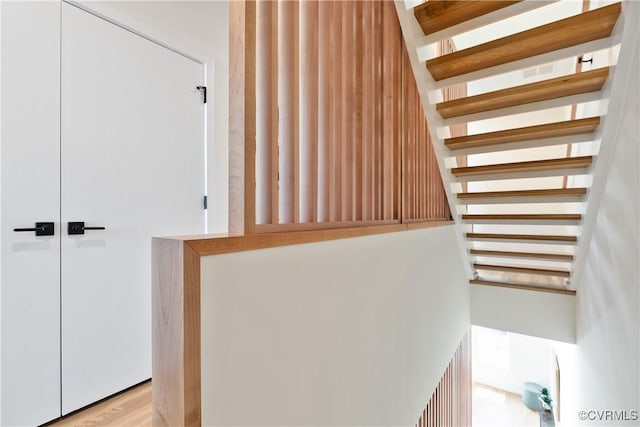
[46,380,540,426]
[48,381,151,427]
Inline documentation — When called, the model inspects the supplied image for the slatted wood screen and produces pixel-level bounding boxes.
[416,332,472,427]
[231,0,451,233]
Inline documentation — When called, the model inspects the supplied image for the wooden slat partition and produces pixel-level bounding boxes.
[238,0,450,232]
[416,332,472,427]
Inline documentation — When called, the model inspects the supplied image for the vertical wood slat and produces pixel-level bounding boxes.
[292,1,300,224]
[299,0,318,223]
[229,0,256,234]
[331,0,343,222]
[270,2,279,223]
[406,80,412,220]
[317,0,331,223]
[382,0,395,221]
[372,1,380,220]
[341,0,354,222]
[362,1,374,221]
[278,0,298,224]
[418,98,423,220]
[416,67,420,219]
[413,88,418,220]
[354,1,364,222]
[400,44,411,221]
[393,21,402,222]
[256,0,276,224]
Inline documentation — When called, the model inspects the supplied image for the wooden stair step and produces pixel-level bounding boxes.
[471,279,576,295]
[451,156,592,180]
[462,213,582,224]
[457,188,587,204]
[414,1,520,37]
[437,68,608,119]
[445,117,600,152]
[474,263,571,277]
[470,249,574,262]
[426,2,621,81]
[466,232,578,243]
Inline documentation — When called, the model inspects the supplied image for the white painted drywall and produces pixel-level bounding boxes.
[74,0,230,233]
[571,3,640,422]
[200,225,469,426]
[471,285,576,343]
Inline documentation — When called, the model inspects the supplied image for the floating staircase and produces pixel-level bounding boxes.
[395,0,635,294]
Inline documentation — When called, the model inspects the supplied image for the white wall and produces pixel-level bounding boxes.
[571,2,640,422]
[75,0,230,233]
[471,285,576,343]
[200,225,469,426]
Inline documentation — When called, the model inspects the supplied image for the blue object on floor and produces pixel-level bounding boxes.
[522,382,543,411]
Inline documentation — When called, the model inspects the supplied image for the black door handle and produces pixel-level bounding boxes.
[68,222,106,235]
[14,222,55,236]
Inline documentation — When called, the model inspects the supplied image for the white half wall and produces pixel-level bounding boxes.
[200,225,469,426]
[471,285,576,344]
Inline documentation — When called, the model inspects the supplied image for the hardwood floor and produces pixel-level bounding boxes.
[48,382,151,427]
[46,380,540,426]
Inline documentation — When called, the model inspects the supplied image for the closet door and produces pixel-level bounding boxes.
[61,3,205,413]
[1,2,62,426]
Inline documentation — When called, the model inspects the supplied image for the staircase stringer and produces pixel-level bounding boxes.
[394,0,474,280]
[570,1,639,289]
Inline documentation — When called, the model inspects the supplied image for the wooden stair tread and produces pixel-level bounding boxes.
[445,117,600,151]
[466,233,578,243]
[462,213,581,221]
[458,188,587,200]
[437,68,608,119]
[474,263,571,277]
[471,279,576,295]
[426,2,621,81]
[414,1,520,37]
[470,249,574,261]
[452,156,592,177]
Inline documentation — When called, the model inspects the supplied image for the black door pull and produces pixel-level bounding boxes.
[14,222,55,236]
[68,222,106,235]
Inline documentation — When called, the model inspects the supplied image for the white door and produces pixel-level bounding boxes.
[1,2,62,426]
[60,3,205,413]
